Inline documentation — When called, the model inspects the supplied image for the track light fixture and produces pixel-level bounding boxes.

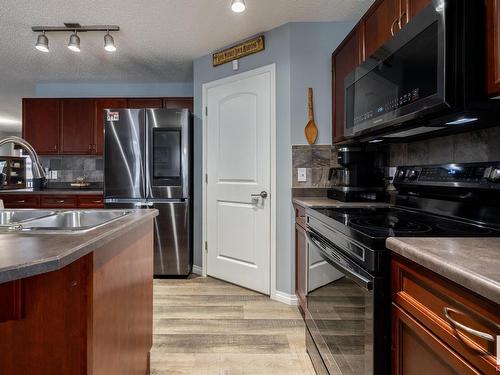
[104,31,116,52]
[231,0,246,13]
[32,24,119,53]
[35,31,49,52]
[68,31,81,52]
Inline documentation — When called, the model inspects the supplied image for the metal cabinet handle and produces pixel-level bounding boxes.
[16,200,26,203]
[251,191,268,199]
[56,200,65,203]
[443,307,495,342]
[390,17,399,36]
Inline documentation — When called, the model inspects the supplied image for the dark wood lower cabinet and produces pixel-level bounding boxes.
[0,221,153,375]
[0,194,104,209]
[391,255,500,375]
[392,304,482,375]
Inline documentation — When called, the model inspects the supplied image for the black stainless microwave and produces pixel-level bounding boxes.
[344,0,499,141]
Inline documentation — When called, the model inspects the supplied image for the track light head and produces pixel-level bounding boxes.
[231,0,246,13]
[68,32,80,52]
[104,32,116,52]
[35,31,49,52]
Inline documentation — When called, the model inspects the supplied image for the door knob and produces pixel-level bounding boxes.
[251,191,268,199]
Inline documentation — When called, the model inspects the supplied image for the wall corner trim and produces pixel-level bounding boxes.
[192,265,203,275]
[272,290,298,306]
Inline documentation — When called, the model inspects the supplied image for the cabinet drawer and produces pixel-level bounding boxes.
[78,195,104,208]
[40,195,77,208]
[392,256,500,374]
[0,195,40,208]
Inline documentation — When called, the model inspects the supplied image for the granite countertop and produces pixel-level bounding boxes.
[0,188,103,195]
[0,209,158,284]
[293,197,391,209]
[387,237,500,305]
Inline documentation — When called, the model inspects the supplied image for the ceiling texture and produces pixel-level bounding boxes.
[0,0,373,133]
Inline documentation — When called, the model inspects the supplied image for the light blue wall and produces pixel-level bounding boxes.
[193,21,353,295]
[35,82,193,97]
[290,21,355,145]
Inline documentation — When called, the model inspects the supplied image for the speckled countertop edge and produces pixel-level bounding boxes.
[387,237,500,305]
[0,209,158,284]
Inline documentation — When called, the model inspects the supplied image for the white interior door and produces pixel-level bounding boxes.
[205,67,273,294]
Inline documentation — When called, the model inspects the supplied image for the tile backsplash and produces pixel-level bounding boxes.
[388,126,500,167]
[39,156,104,183]
[292,145,338,188]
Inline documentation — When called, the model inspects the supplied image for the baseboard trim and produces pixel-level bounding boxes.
[192,265,203,275]
[272,290,298,306]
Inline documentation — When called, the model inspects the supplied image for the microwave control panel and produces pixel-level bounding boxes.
[394,163,500,188]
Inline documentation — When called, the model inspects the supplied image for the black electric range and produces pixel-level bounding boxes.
[303,162,500,375]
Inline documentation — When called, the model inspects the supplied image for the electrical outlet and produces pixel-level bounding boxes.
[232,59,239,71]
[297,168,307,182]
[50,170,58,180]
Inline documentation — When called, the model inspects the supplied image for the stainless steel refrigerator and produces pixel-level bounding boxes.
[103,108,192,276]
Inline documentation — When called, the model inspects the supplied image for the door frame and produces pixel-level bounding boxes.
[202,63,277,299]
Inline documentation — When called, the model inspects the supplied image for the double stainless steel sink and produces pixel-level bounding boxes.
[0,209,131,233]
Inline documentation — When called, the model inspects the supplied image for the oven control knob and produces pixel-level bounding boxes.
[486,167,500,183]
[408,170,419,181]
[397,170,406,179]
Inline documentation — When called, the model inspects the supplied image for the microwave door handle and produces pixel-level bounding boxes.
[307,231,373,291]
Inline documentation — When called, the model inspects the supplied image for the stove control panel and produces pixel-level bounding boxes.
[393,162,500,189]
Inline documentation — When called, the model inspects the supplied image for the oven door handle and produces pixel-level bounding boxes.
[307,230,373,291]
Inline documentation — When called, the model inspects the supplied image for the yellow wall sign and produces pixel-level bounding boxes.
[212,35,265,67]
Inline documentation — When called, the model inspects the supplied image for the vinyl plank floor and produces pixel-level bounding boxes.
[151,276,315,374]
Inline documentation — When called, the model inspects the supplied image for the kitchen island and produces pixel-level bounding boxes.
[0,209,158,375]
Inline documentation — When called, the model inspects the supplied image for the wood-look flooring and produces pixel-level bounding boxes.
[151,276,316,375]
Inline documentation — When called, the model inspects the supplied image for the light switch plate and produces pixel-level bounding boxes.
[297,168,307,182]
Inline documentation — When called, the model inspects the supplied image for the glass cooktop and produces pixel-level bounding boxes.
[314,207,500,239]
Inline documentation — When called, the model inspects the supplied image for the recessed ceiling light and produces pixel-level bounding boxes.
[68,32,81,52]
[445,117,479,125]
[368,139,384,143]
[35,31,49,52]
[104,32,116,52]
[231,0,246,13]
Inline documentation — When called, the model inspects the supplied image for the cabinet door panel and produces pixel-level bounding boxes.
[332,29,361,143]
[487,0,500,96]
[94,99,128,155]
[127,98,163,108]
[364,0,400,58]
[392,304,481,375]
[40,195,77,208]
[23,99,60,154]
[406,0,431,22]
[295,223,307,309]
[0,194,40,208]
[60,99,94,154]
[78,195,104,208]
[163,98,193,112]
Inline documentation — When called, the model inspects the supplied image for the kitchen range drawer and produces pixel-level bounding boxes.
[78,195,104,208]
[40,195,77,208]
[392,256,500,374]
[0,194,40,208]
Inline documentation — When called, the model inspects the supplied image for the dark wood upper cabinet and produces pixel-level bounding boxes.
[60,99,94,155]
[163,97,194,112]
[93,99,128,155]
[332,29,362,143]
[23,99,60,154]
[487,0,500,97]
[127,98,163,108]
[363,0,400,58]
